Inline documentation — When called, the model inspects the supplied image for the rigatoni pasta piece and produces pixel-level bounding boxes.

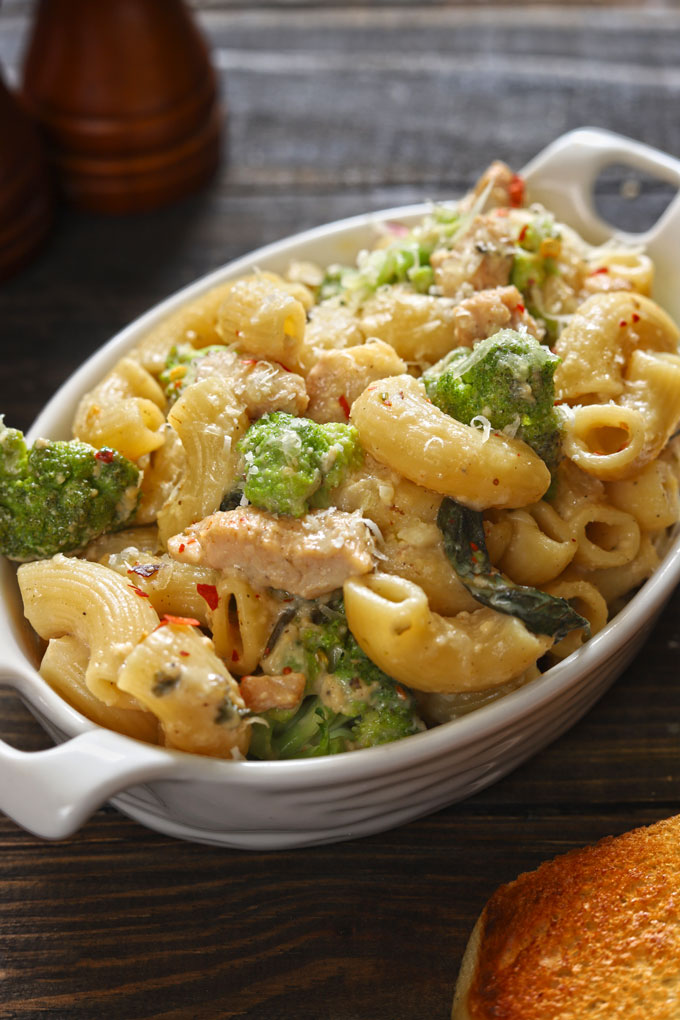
[156,376,248,545]
[117,621,250,758]
[40,634,159,743]
[582,532,661,606]
[560,403,646,481]
[209,573,280,676]
[18,555,160,707]
[586,250,653,295]
[359,285,459,365]
[495,508,577,586]
[568,502,641,570]
[343,572,552,694]
[350,374,551,510]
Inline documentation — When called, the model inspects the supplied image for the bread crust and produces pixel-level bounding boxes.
[452,815,680,1020]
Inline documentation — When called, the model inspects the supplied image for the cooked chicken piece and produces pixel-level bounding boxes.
[305,339,407,422]
[168,506,375,598]
[431,214,514,297]
[239,671,306,712]
[459,160,521,213]
[449,285,542,347]
[190,348,308,418]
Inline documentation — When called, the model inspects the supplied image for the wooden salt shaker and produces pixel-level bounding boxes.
[0,67,53,280]
[21,0,222,214]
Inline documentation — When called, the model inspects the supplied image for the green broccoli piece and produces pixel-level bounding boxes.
[159,344,227,403]
[423,329,562,474]
[247,599,425,759]
[238,412,364,517]
[0,420,141,561]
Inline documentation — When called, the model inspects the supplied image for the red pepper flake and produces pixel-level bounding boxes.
[508,174,525,207]
[590,266,609,275]
[197,583,219,611]
[518,223,528,243]
[470,541,479,552]
[178,543,185,553]
[95,448,115,463]
[180,650,190,657]
[516,301,525,314]
[273,360,292,373]
[127,563,160,579]
[395,684,408,700]
[619,320,628,328]
[492,478,499,486]
[128,584,149,598]
[632,312,640,323]
[338,394,351,419]
[282,666,292,675]
[231,650,240,662]
[162,614,201,627]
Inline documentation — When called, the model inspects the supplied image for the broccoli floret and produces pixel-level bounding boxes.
[238,412,363,517]
[0,420,141,561]
[423,329,562,473]
[159,344,227,403]
[247,599,425,759]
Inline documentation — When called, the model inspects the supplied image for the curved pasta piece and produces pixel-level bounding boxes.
[135,281,237,373]
[568,502,641,570]
[210,573,280,676]
[584,532,661,606]
[540,576,608,662]
[350,374,551,510]
[343,572,552,694]
[560,403,646,481]
[18,555,160,707]
[358,285,460,365]
[554,291,679,403]
[216,273,306,372]
[73,355,166,461]
[606,459,679,530]
[117,622,250,758]
[496,508,577,586]
[586,250,653,295]
[621,350,680,470]
[40,635,159,743]
[156,376,249,545]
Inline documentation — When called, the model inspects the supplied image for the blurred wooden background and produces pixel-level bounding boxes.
[1,4,680,1019]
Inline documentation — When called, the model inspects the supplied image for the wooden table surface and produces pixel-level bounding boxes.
[2,4,680,1018]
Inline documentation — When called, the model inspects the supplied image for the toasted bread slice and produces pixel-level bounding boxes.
[452,815,680,1019]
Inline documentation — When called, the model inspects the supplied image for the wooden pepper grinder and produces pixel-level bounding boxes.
[21,0,222,214]
[0,66,53,280]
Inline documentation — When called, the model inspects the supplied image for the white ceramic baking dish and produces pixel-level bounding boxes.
[2,127,680,848]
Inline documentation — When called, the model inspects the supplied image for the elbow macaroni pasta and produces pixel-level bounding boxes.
[11,162,680,754]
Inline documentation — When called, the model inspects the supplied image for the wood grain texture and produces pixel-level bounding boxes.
[1,5,680,1019]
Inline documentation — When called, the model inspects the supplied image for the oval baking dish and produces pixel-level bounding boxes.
[2,127,680,849]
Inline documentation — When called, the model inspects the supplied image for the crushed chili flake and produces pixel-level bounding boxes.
[179,651,190,657]
[197,583,219,611]
[470,542,479,551]
[128,563,160,578]
[518,223,528,243]
[162,614,201,627]
[516,301,525,314]
[128,584,149,598]
[619,319,628,328]
[282,666,292,675]
[395,684,408,700]
[492,478,500,485]
[231,650,240,662]
[95,448,115,463]
[338,394,351,419]
[632,312,640,322]
[590,266,609,275]
[178,543,185,553]
[508,174,525,207]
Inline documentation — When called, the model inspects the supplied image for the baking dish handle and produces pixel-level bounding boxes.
[0,727,178,840]
[522,126,680,245]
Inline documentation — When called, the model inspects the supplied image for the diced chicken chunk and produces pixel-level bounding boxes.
[190,349,309,418]
[431,214,514,297]
[449,285,542,347]
[168,506,375,598]
[459,160,521,213]
[305,339,407,422]
[240,671,306,712]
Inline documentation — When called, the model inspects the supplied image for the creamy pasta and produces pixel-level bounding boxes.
[7,160,680,760]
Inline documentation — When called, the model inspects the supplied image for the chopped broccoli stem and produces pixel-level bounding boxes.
[247,597,425,759]
[437,497,589,642]
[238,412,363,517]
[423,328,562,473]
[0,420,140,561]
